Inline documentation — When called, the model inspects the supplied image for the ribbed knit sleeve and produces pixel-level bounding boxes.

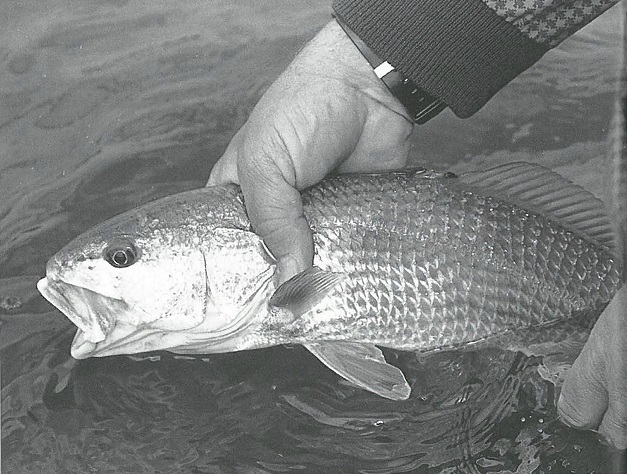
[332,0,618,118]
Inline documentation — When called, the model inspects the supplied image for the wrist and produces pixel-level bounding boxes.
[332,15,446,124]
[293,20,411,120]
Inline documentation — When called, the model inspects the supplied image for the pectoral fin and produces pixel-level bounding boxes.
[268,267,346,324]
[305,342,411,400]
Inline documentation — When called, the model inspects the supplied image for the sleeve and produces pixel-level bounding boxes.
[332,0,619,118]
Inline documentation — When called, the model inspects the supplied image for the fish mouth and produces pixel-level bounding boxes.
[37,276,121,357]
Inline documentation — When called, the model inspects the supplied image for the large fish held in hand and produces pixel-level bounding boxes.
[37,163,623,400]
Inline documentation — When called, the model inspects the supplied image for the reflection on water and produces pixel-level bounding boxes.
[1,1,625,472]
[2,316,623,473]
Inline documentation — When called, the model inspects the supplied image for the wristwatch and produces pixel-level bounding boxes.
[334,15,447,125]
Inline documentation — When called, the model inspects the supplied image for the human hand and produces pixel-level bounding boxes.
[558,285,627,450]
[208,20,413,283]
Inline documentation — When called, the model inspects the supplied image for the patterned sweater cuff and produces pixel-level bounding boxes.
[332,0,551,118]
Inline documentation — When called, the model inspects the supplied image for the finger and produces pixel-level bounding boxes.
[558,285,627,446]
[237,143,314,283]
[597,287,627,449]
[558,345,608,430]
[207,128,244,186]
[558,305,610,429]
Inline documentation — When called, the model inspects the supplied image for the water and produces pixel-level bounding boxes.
[1,1,625,472]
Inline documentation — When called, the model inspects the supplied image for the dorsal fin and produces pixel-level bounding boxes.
[458,162,616,249]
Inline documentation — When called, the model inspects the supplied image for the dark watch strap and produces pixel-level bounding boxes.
[334,15,446,124]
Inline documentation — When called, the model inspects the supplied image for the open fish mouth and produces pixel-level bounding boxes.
[37,277,122,357]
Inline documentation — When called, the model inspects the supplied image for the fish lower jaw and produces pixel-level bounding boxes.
[70,330,98,359]
[38,277,111,344]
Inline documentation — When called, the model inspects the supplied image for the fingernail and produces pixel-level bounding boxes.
[207,167,221,186]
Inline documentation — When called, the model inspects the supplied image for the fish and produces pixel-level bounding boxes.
[37,162,623,400]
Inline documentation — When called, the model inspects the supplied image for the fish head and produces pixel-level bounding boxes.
[37,187,277,359]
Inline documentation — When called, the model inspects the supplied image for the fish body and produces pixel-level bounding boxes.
[38,163,623,399]
[288,171,618,349]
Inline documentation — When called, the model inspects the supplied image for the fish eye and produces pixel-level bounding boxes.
[104,242,138,268]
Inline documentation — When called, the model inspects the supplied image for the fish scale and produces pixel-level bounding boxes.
[285,171,620,350]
